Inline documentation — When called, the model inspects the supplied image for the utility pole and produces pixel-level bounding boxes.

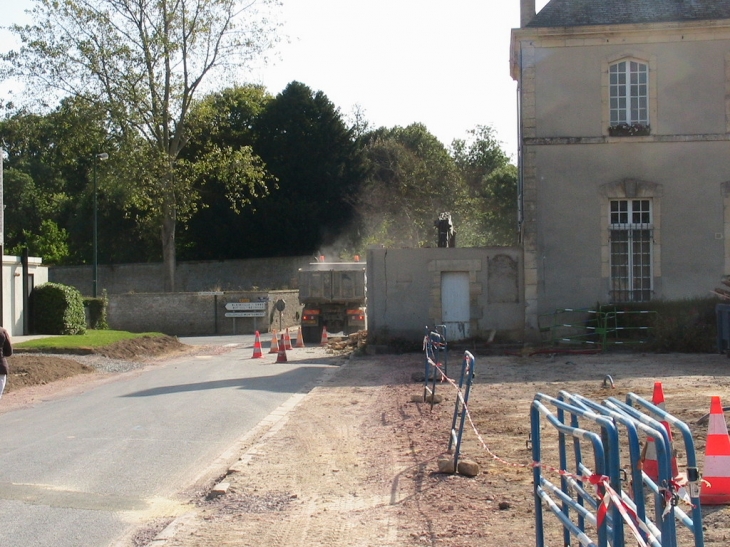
[93,152,108,297]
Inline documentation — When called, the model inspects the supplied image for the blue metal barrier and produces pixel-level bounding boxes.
[532,391,703,547]
[614,394,704,547]
[446,351,475,472]
[531,397,611,547]
[566,393,672,547]
[422,326,448,408]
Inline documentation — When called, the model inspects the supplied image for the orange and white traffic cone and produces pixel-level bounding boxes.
[641,382,679,481]
[251,331,263,359]
[320,326,328,347]
[268,329,279,354]
[295,326,305,348]
[276,333,288,363]
[701,396,730,505]
[284,328,293,351]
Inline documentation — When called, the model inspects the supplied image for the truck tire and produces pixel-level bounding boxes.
[302,325,321,345]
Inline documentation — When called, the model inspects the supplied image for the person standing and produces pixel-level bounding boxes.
[0,327,12,400]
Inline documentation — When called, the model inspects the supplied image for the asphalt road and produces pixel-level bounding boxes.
[0,335,336,547]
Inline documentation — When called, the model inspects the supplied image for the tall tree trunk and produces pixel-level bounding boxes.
[161,199,176,292]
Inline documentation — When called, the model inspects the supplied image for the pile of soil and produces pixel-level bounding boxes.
[6,335,187,394]
[94,335,189,359]
[7,357,95,392]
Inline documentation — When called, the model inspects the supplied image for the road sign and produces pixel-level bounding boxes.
[225,311,266,318]
[225,302,266,311]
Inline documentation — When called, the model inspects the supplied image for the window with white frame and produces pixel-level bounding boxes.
[609,60,649,128]
[609,199,652,302]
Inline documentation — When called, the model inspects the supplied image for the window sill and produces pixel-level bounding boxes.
[608,124,651,137]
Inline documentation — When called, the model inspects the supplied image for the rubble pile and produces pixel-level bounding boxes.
[326,330,367,353]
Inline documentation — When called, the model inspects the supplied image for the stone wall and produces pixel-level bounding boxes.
[107,290,300,336]
[50,256,314,296]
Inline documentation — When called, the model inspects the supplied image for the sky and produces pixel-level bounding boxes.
[0,0,551,158]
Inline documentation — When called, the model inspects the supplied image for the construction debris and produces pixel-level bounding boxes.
[325,330,367,353]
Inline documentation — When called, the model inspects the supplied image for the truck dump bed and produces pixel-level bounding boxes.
[298,263,366,304]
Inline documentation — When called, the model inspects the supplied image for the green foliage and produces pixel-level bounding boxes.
[357,123,466,248]
[8,220,70,265]
[0,76,518,265]
[3,0,281,289]
[351,123,517,251]
[31,282,87,335]
[182,81,366,259]
[451,125,510,186]
[0,98,159,264]
[84,290,109,330]
[451,125,517,246]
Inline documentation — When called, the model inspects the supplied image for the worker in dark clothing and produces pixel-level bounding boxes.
[0,328,13,400]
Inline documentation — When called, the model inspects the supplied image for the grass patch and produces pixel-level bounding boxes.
[15,330,166,350]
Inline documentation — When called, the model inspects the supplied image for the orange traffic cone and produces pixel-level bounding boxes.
[641,382,679,481]
[284,328,293,351]
[276,333,288,363]
[269,329,279,354]
[320,326,328,346]
[295,326,305,348]
[251,331,263,359]
[701,396,730,505]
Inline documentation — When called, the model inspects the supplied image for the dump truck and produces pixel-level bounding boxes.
[298,261,367,343]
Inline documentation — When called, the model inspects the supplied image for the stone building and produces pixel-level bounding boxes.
[511,0,730,339]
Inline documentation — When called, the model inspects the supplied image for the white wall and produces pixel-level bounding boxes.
[3,255,48,336]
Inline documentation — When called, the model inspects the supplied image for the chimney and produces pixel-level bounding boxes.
[521,0,536,27]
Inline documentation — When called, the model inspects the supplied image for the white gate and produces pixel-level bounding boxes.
[441,272,470,340]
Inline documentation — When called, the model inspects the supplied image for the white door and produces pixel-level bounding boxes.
[441,272,470,340]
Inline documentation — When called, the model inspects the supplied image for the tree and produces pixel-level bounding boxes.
[3,0,280,290]
[451,125,518,246]
[232,81,365,258]
[178,85,275,260]
[0,101,100,264]
[356,124,468,248]
[0,98,158,265]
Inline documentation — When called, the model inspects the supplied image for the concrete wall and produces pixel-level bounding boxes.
[366,247,524,341]
[50,256,315,296]
[108,290,300,336]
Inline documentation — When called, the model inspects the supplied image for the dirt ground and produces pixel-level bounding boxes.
[153,348,730,547]
[5,335,192,393]
[6,341,730,546]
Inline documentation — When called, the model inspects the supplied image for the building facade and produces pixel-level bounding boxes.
[3,255,48,336]
[511,0,730,339]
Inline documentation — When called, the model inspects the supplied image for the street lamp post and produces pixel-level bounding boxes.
[93,152,109,298]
